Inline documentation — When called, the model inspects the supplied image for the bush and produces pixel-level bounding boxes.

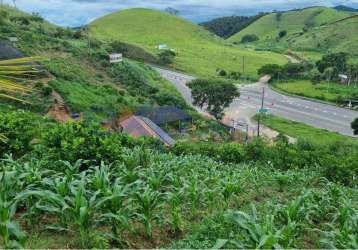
[37,122,163,166]
[258,64,282,79]
[158,50,176,65]
[0,110,39,156]
[278,30,287,38]
[41,86,53,96]
[217,69,227,77]
[241,34,259,43]
[154,92,187,109]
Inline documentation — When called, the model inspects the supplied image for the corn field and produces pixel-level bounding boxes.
[0,146,357,249]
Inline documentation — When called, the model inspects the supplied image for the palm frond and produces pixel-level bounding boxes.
[0,57,44,100]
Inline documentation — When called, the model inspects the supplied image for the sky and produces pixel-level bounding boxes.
[3,0,358,27]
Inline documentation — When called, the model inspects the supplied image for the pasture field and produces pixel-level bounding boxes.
[90,8,288,77]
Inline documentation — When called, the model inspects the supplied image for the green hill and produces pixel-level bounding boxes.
[90,8,287,76]
[287,15,358,56]
[228,7,353,52]
[0,5,188,122]
[228,7,352,42]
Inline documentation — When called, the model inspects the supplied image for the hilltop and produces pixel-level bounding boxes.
[90,8,287,77]
[228,7,354,54]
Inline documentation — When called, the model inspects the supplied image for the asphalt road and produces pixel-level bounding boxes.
[155,67,358,138]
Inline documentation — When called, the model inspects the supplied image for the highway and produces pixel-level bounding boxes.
[154,67,358,138]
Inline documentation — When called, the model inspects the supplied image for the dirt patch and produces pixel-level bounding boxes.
[46,91,74,123]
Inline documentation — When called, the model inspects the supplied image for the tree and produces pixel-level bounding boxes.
[258,64,282,79]
[347,64,358,86]
[158,50,176,65]
[188,79,240,120]
[240,34,259,43]
[316,52,348,74]
[323,67,336,82]
[278,30,287,38]
[351,118,358,135]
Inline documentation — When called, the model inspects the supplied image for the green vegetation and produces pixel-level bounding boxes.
[0,111,358,248]
[1,4,358,249]
[273,80,358,103]
[188,78,240,120]
[200,14,265,38]
[240,34,259,43]
[258,114,358,145]
[258,52,358,104]
[0,5,190,123]
[352,118,358,135]
[228,7,356,55]
[90,8,288,77]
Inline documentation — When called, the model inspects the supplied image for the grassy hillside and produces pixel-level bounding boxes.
[229,7,351,43]
[90,8,287,77]
[288,15,358,56]
[0,5,189,122]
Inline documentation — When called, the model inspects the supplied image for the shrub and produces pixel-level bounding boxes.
[258,64,282,79]
[41,86,53,96]
[240,34,259,43]
[158,50,176,65]
[0,110,39,156]
[37,122,162,166]
[278,30,287,38]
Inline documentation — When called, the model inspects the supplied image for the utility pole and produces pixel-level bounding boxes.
[257,87,265,137]
[242,56,245,75]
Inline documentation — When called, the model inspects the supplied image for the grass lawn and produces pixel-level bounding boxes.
[260,114,358,145]
[90,8,287,77]
[273,80,358,103]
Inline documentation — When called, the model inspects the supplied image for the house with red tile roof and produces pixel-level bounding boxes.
[120,115,175,146]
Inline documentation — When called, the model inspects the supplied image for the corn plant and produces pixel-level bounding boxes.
[166,191,185,234]
[96,179,133,246]
[320,196,358,248]
[214,204,300,249]
[88,162,112,193]
[0,171,27,248]
[134,186,163,238]
[220,176,242,206]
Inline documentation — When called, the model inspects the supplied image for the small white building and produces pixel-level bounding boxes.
[8,37,18,43]
[338,74,348,84]
[109,53,123,63]
[157,44,168,50]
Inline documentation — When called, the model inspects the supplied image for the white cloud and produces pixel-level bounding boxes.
[3,0,358,26]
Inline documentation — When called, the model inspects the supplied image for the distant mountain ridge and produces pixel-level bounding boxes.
[334,5,358,12]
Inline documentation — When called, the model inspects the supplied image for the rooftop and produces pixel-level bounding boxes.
[120,115,175,146]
